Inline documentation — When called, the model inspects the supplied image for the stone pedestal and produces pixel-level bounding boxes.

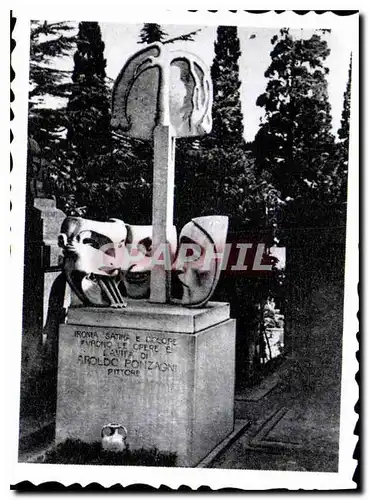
[55,301,236,467]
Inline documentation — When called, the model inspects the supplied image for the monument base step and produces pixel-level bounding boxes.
[66,300,230,334]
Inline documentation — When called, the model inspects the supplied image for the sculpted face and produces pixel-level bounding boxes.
[123,225,177,299]
[59,217,127,306]
[168,56,212,137]
[172,216,228,307]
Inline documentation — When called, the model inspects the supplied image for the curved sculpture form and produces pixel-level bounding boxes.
[172,216,228,308]
[59,216,227,308]
[111,43,213,140]
[123,224,177,299]
[58,217,127,308]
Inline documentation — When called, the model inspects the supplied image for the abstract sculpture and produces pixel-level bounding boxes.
[60,43,228,308]
[112,42,213,304]
[111,43,213,140]
[59,216,227,307]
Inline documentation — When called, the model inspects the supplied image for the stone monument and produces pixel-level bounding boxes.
[55,43,236,467]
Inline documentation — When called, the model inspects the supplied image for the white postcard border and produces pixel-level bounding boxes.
[8,7,359,490]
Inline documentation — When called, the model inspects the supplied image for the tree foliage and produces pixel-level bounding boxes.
[254,29,336,206]
[53,22,115,215]
[59,22,156,220]
[331,53,352,207]
[175,26,280,233]
[338,53,352,150]
[66,22,111,160]
[138,23,168,44]
[138,23,201,46]
[207,26,244,147]
[163,29,201,45]
[28,21,76,154]
[252,28,351,231]
[175,141,271,230]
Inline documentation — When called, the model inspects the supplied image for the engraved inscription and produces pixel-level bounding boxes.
[74,329,179,378]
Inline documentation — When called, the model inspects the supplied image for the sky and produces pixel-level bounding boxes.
[41,22,353,143]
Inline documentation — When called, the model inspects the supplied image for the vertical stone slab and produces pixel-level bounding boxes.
[20,196,66,426]
[32,198,66,326]
[22,198,66,374]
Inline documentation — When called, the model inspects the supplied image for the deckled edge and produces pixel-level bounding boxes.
[9,8,359,492]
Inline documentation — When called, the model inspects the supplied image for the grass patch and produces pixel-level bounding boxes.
[39,439,177,467]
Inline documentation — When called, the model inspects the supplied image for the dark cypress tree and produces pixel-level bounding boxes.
[138,23,168,44]
[60,22,112,214]
[67,22,111,160]
[208,26,244,146]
